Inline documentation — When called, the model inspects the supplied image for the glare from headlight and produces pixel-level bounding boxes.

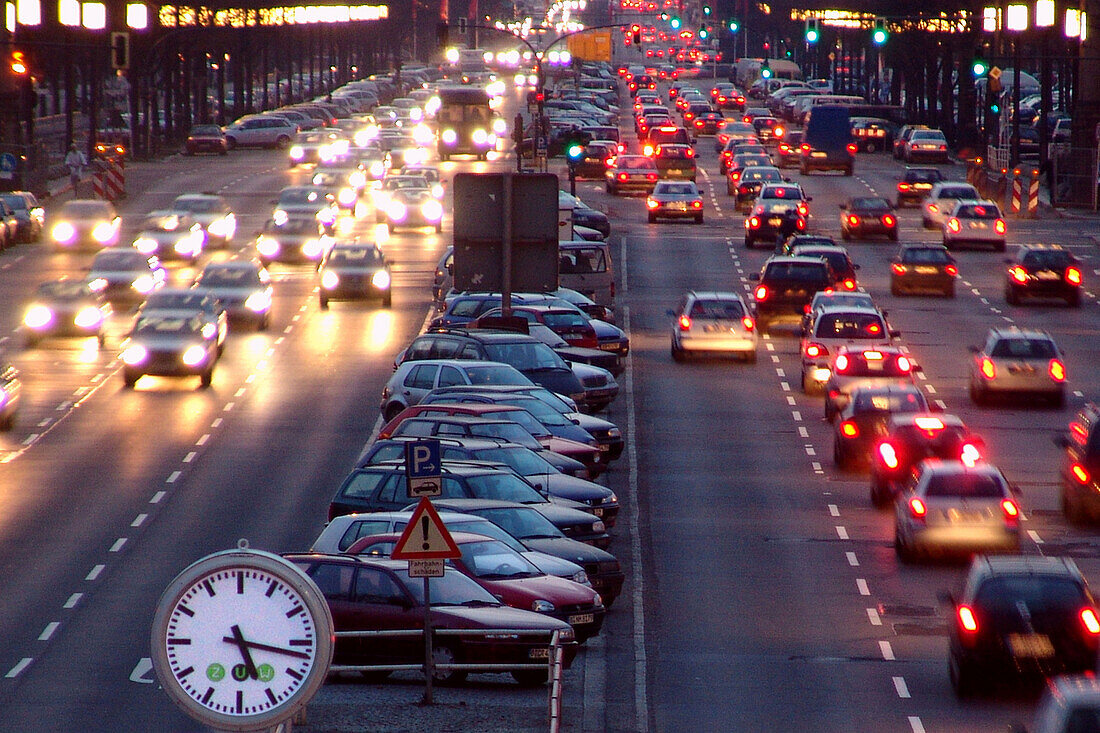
[812,367,831,382]
[413,124,434,146]
[122,344,148,365]
[492,118,507,135]
[52,222,76,243]
[272,209,289,225]
[92,222,116,242]
[387,201,408,222]
[181,344,208,366]
[514,73,526,86]
[421,200,443,221]
[207,216,233,238]
[337,188,357,205]
[371,269,391,290]
[74,306,103,328]
[87,278,108,292]
[528,73,538,85]
[431,183,444,199]
[321,270,339,289]
[289,145,305,160]
[471,128,488,145]
[409,108,423,122]
[175,237,201,256]
[348,171,366,188]
[318,209,336,226]
[301,239,322,258]
[201,323,217,340]
[24,304,53,329]
[331,139,350,156]
[369,161,385,177]
[425,97,441,116]
[134,237,158,254]
[256,237,279,257]
[132,275,156,293]
[244,290,271,313]
[441,129,457,145]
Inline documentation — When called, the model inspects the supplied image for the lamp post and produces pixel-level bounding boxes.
[1005,3,1029,167]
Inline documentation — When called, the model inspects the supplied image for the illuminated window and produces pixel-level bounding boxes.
[59,0,79,25]
[1005,3,1028,30]
[1035,0,1054,27]
[982,6,998,32]
[81,1,106,29]
[16,0,41,26]
[126,2,147,28]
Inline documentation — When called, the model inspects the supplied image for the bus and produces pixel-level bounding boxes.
[435,86,495,161]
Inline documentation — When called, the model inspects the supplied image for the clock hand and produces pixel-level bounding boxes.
[220,636,312,660]
[226,624,260,680]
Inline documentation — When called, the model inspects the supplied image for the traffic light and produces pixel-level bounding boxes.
[670,16,681,30]
[784,48,793,59]
[871,17,888,45]
[727,19,739,33]
[699,24,709,40]
[703,5,711,16]
[804,18,819,44]
[437,22,449,50]
[109,31,129,71]
[989,98,1001,115]
[9,51,27,76]
[565,141,585,163]
[971,58,989,77]
[631,23,641,45]
[760,61,772,79]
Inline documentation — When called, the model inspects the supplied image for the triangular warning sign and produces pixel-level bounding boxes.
[391,497,462,560]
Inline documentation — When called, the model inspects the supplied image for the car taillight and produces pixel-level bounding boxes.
[898,182,910,192]
[1001,498,1020,523]
[960,442,981,466]
[742,316,755,331]
[847,214,860,227]
[1009,266,1028,284]
[691,200,702,208]
[644,145,655,156]
[647,173,658,181]
[619,173,629,181]
[804,343,827,358]
[686,148,695,157]
[891,263,907,275]
[779,144,790,153]
[834,354,850,372]
[846,143,858,154]
[800,143,811,153]
[840,420,859,438]
[979,357,996,380]
[1049,359,1066,382]
[754,285,768,301]
[618,144,625,153]
[896,355,912,372]
[730,171,742,181]
[746,216,761,229]
[957,605,978,633]
[736,96,744,104]
[927,203,938,214]
[796,218,806,230]
[945,264,958,276]
[797,203,809,216]
[841,278,856,290]
[947,218,961,233]
[877,442,900,468]
[743,116,751,123]
[995,219,1007,234]
[1082,609,1100,635]
[678,315,691,331]
[1072,463,1091,484]
[774,126,785,138]
[882,214,896,227]
[909,497,927,518]
[1067,266,1083,285]
[695,119,703,127]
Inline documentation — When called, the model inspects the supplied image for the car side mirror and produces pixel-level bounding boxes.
[854,264,861,270]
[889,330,901,339]
[666,309,676,317]
[805,196,813,202]
[838,203,847,210]
[749,273,759,281]
[936,590,956,606]
[1053,434,1070,448]
[697,188,705,194]
[967,345,980,354]
[1010,484,1023,496]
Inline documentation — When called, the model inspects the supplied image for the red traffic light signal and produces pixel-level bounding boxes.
[9,51,27,75]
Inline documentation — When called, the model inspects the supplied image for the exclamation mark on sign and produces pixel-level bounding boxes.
[421,516,430,550]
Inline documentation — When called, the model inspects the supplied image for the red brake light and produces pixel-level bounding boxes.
[754,284,768,301]
[797,203,809,216]
[840,420,859,438]
[678,314,691,331]
[882,214,896,227]
[1001,498,1020,522]
[960,442,981,465]
[995,219,1007,234]
[1049,359,1066,382]
[779,144,790,153]
[945,264,958,276]
[896,355,912,373]
[1067,266,1082,285]
[796,218,806,230]
[741,316,755,331]
[1009,266,1028,284]
[878,441,899,469]
[619,172,629,181]
[691,200,702,208]
[947,218,961,233]
[800,143,811,153]
[891,263,907,275]
[1072,463,1091,484]
[847,214,860,227]
[958,605,978,633]
[1082,609,1100,635]
[646,198,659,209]
[646,173,658,181]
[846,143,858,154]
[695,119,703,127]
[979,357,996,380]
[804,343,827,359]
[686,148,695,157]
[834,354,850,372]
[897,183,910,191]
[909,497,927,518]
[746,216,761,229]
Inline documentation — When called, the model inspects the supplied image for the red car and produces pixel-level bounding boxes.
[347,533,606,642]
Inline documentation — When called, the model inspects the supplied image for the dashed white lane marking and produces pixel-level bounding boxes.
[234,387,246,398]
[835,525,848,540]
[846,552,859,566]
[867,608,882,626]
[150,491,166,504]
[55,402,69,411]
[196,434,210,446]
[211,418,223,428]
[934,399,947,410]
[183,452,197,463]
[38,622,59,641]
[166,471,181,483]
[274,337,285,345]
[131,514,147,528]
[879,641,895,660]
[63,593,81,609]
[21,434,37,445]
[786,396,796,406]
[857,578,870,596]
[1029,529,1044,544]
[798,426,809,438]
[791,411,801,421]
[223,402,235,412]
[5,658,32,678]
[811,461,823,473]
[86,565,104,581]
[805,445,816,456]
[36,419,50,427]
[909,716,926,733]
[924,384,937,394]
[828,504,839,516]
[776,368,786,378]
[109,538,127,552]
[780,381,790,392]
[893,676,911,698]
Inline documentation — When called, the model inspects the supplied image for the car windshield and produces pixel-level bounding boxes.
[61,201,112,218]
[766,262,828,282]
[465,473,543,503]
[467,422,542,449]
[1022,250,1074,268]
[264,218,318,235]
[476,446,554,476]
[200,266,259,287]
[619,157,655,169]
[655,183,697,195]
[175,197,223,213]
[797,250,851,275]
[464,365,532,386]
[133,315,203,335]
[1,194,27,210]
[851,198,891,210]
[459,540,540,579]
[924,472,1005,498]
[812,293,875,310]
[474,507,565,539]
[902,248,951,264]
[938,187,978,200]
[278,189,326,205]
[190,125,222,135]
[761,187,802,200]
[141,213,188,231]
[399,568,501,606]
[93,251,146,270]
[690,299,745,319]
[973,577,1086,617]
[329,247,383,265]
[483,409,547,437]
[904,170,941,183]
[852,391,927,413]
[542,312,589,329]
[743,170,781,182]
[990,338,1057,359]
[37,281,88,298]
[815,313,886,339]
[145,292,210,310]
[483,342,566,370]
[957,204,1001,219]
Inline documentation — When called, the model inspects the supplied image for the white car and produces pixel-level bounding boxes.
[800,306,897,394]
[921,181,980,229]
[942,199,1006,251]
[669,291,757,362]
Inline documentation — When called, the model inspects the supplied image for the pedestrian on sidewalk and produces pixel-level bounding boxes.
[65,143,87,197]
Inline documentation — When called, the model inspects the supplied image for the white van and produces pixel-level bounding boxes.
[559,240,614,308]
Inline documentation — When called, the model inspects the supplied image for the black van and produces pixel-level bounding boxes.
[800,105,855,176]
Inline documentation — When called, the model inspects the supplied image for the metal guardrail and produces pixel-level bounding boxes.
[327,627,566,730]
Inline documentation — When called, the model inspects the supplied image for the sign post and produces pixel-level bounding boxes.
[391,497,462,704]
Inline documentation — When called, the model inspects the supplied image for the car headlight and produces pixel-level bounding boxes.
[431,183,444,200]
[244,290,271,313]
[421,200,443,221]
[272,209,289,226]
[74,306,103,329]
[348,171,366,188]
[354,130,372,147]
[121,344,148,365]
[371,269,391,290]
[87,278,107,292]
[331,139,350,156]
[52,222,76,243]
[441,128,457,145]
[181,344,208,366]
[425,97,441,115]
[321,270,339,289]
[23,304,53,329]
[337,187,357,205]
[409,108,423,122]
[207,216,234,238]
[133,237,158,254]
[256,237,279,257]
[93,222,117,242]
[289,145,305,160]
[592,521,606,533]
[369,161,385,177]
[132,275,156,293]
[317,209,336,226]
[572,570,590,585]
[201,323,217,340]
[387,201,408,222]
[492,118,507,135]
[531,599,556,613]
[175,237,200,256]
[414,125,435,146]
[296,239,321,258]
[811,367,831,382]
[471,128,488,145]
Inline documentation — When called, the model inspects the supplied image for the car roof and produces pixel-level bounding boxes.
[427,498,533,511]
[888,412,966,428]
[972,554,1081,580]
[815,304,883,316]
[421,329,539,345]
[986,325,1054,341]
[686,290,746,301]
[283,553,411,570]
[397,358,515,370]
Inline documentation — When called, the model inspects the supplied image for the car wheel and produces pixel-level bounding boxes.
[435,223,442,233]
[123,370,139,388]
[841,229,851,241]
[996,240,1006,252]
[969,382,987,406]
[258,315,270,331]
[890,283,902,297]
[219,148,228,156]
[695,215,703,224]
[382,294,392,308]
[670,342,685,362]
[225,137,237,150]
[431,644,466,685]
[320,297,329,310]
[512,669,550,686]
[383,403,405,422]
[844,166,853,176]
[945,283,955,298]
[895,199,904,209]
[949,655,978,698]
[744,350,757,364]
[894,532,915,563]
[183,148,194,156]
[889,231,898,241]
[23,333,37,348]
[1052,390,1066,409]
[387,223,394,233]
[870,479,889,509]
[275,136,290,150]
[1068,291,1082,308]
[97,332,106,348]
[1063,488,1087,525]
[799,164,808,176]
[833,441,848,469]
[801,370,818,394]
[744,237,754,249]
[0,411,13,431]
[200,368,213,388]
[921,217,932,229]
[1005,287,1018,305]
[648,214,656,223]
[865,141,878,153]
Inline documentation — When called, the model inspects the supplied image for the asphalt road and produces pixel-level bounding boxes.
[2,77,1100,733]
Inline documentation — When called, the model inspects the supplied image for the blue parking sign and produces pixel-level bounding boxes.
[405,439,442,497]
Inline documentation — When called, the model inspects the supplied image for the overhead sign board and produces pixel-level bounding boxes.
[391,497,462,561]
[404,438,441,497]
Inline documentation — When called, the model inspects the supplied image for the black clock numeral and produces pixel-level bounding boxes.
[178,666,194,679]
[265,688,278,705]
[201,687,214,704]
[289,639,312,647]
[167,638,192,645]
[285,605,304,618]
[237,571,245,594]
[236,690,243,713]
[178,604,194,617]
[203,579,216,597]
[266,580,278,597]
[285,668,303,681]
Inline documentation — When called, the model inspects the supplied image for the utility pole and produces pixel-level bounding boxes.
[1071,0,1100,149]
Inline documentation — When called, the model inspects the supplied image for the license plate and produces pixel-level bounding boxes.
[598,443,610,452]
[1036,271,1060,280]
[970,222,987,229]
[1007,633,1055,658]
[592,507,603,516]
[768,218,781,226]
[529,647,550,659]
[668,169,683,175]
[568,613,595,625]
[914,266,939,274]
[599,343,618,351]
[811,152,826,158]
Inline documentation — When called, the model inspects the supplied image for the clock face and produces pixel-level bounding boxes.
[163,566,318,718]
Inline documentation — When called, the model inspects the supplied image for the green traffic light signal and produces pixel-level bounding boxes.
[699,25,709,40]
[972,59,989,77]
[728,19,739,33]
[805,28,819,43]
[566,143,584,162]
[670,16,681,29]
[872,28,888,44]
[761,64,772,79]
[990,101,1001,114]
[703,5,711,16]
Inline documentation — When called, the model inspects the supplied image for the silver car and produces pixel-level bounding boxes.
[942,199,1006,251]
[172,193,236,247]
[920,181,980,229]
[669,290,757,362]
[800,306,897,394]
[969,327,1066,406]
[223,115,297,149]
[894,460,1021,562]
[646,180,704,223]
